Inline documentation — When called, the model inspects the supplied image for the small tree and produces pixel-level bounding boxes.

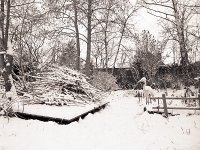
[133,30,164,79]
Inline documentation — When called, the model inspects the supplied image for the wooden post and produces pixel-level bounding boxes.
[139,92,141,103]
[198,79,200,94]
[198,94,200,108]
[162,94,168,117]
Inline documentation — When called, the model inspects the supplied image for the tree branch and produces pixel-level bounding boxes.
[144,5,174,17]
[11,1,40,7]
[142,0,174,9]
[147,11,176,26]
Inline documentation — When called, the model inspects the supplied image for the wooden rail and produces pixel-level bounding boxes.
[150,94,200,117]
[152,107,200,110]
[152,97,198,100]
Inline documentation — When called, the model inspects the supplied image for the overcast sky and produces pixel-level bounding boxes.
[130,0,161,37]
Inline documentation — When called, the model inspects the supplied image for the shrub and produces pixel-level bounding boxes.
[91,71,119,91]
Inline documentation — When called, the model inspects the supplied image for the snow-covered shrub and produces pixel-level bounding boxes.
[158,74,184,89]
[91,71,119,91]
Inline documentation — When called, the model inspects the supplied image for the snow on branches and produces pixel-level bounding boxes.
[14,65,104,106]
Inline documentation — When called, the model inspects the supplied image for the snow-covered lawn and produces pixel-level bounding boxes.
[1,90,200,150]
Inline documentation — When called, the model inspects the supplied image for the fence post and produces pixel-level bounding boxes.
[158,98,160,112]
[198,94,200,108]
[162,94,168,117]
[198,78,200,94]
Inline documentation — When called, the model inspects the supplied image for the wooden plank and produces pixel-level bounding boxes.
[162,94,168,117]
[68,102,109,122]
[15,112,70,124]
[15,102,109,125]
[152,107,200,110]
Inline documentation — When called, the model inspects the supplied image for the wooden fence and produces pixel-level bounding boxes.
[150,94,200,117]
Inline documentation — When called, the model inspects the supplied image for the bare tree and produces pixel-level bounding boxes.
[43,0,82,70]
[72,0,81,70]
[85,0,93,76]
[9,0,50,91]
[112,0,139,73]
[141,0,200,68]
[0,0,15,99]
[91,0,118,70]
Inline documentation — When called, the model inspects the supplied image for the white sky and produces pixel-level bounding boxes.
[129,0,177,64]
[130,0,161,38]
[130,0,200,64]
[136,11,160,38]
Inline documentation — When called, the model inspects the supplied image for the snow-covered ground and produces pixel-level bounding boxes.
[1,90,200,150]
[19,103,100,119]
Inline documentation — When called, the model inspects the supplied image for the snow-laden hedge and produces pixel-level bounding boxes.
[91,71,119,91]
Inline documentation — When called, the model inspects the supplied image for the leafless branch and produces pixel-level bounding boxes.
[147,11,176,25]
[142,0,174,9]
[143,5,174,17]
[11,1,40,7]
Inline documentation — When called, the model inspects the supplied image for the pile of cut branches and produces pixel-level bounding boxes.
[13,65,103,106]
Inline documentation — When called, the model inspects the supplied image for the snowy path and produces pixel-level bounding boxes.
[1,90,200,150]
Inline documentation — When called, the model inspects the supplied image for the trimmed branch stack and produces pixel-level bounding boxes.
[14,65,103,106]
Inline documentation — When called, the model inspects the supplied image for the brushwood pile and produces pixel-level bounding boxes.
[1,65,103,107]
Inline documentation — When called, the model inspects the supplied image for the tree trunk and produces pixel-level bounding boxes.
[104,30,108,72]
[0,0,5,42]
[0,0,15,99]
[73,0,81,70]
[104,8,110,72]
[5,0,10,46]
[85,0,92,76]
[112,23,126,74]
[171,0,189,67]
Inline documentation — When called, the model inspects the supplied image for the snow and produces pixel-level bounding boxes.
[7,41,14,56]
[1,90,200,150]
[20,103,101,119]
[194,77,200,80]
[7,75,17,97]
